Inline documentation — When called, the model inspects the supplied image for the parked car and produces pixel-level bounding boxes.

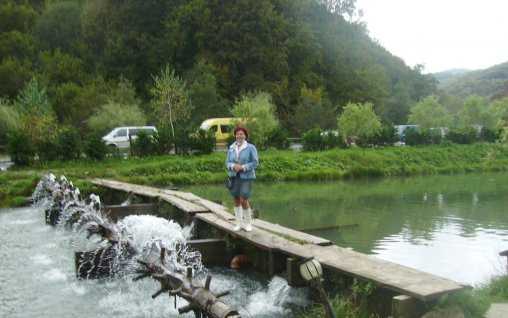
[102,126,157,150]
[199,118,250,147]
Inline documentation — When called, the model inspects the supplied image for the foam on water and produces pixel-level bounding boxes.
[42,268,67,281]
[30,254,54,265]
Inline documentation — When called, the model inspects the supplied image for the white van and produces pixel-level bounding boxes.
[102,126,157,150]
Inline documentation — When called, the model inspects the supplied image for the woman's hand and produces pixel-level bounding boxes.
[233,164,244,172]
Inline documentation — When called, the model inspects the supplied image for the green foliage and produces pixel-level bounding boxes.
[291,88,336,136]
[337,102,382,148]
[230,91,279,148]
[0,57,32,99]
[33,1,82,53]
[440,62,508,99]
[404,128,431,146]
[83,131,108,161]
[479,127,500,142]
[6,130,34,166]
[0,99,18,145]
[173,126,194,155]
[152,125,173,155]
[0,2,38,33]
[131,130,155,157]
[265,126,290,150]
[151,65,193,145]
[302,128,344,151]
[366,124,398,146]
[189,129,215,155]
[186,60,228,125]
[86,102,147,135]
[0,30,35,60]
[408,95,452,129]
[14,77,59,146]
[57,126,81,161]
[458,95,485,127]
[446,126,478,144]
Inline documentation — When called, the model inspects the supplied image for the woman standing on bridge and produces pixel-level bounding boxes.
[225,126,259,232]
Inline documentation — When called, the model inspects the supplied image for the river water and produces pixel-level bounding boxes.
[183,171,508,287]
[2,172,507,317]
[0,201,309,318]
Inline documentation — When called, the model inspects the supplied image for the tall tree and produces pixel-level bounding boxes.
[230,91,279,148]
[151,65,193,141]
[407,95,452,129]
[337,101,381,147]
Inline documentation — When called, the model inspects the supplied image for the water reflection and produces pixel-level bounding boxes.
[183,172,508,286]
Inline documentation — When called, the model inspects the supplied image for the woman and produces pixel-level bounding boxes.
[225,126,259,232]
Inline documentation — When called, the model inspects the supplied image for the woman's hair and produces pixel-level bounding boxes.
[234,126,248,139]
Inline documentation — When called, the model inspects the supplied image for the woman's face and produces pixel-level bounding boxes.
[235,130,246,143]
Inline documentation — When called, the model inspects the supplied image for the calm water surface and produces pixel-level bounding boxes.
[183,172,508,286]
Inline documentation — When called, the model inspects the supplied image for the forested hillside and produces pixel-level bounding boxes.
[0,0,438,137]
[436,62,508,99]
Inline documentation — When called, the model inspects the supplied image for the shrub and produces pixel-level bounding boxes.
[480,127,500,142]
[36,140,59,162]
[265,126,290,150]
[57,127,81,161]
[404,128,431,146]
[152,125,173,155]
[446,127,478,144]
[367,125,397,146]
[302,128,326,151]
[174,126,194,154]
[131,130,156,157]
[7,131,35,166]
[190,129,215,155]
[83,132,108,160]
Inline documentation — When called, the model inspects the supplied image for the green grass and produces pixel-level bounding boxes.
[2,143,507,208]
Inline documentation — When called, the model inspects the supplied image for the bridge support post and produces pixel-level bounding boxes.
[187,238,227,265]
[391,295,426,318]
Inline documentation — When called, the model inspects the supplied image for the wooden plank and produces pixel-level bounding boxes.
[253,219,332,246]
[281,244,466,302]
[89,179,208,213]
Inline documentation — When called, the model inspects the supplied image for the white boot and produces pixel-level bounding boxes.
[233,206,242,231]
[243,208,252,232]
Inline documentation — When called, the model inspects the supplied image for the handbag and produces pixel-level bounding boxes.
[226,176,234,190]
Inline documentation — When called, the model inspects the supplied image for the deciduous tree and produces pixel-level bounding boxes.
[407,95,452,129]
[230,91,279,149]
[151,65,193,142]
[337,101,381,147]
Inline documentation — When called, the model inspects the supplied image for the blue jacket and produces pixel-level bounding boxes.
[225,142,259,179]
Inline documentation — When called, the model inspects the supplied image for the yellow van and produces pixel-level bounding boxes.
[199,118,248,147]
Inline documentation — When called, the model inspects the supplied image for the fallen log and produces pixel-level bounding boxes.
[136,259,241,318]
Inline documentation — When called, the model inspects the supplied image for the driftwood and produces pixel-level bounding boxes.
[135,254,241,318]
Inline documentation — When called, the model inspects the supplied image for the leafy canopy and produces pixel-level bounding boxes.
[230,91,279,149]
[337,101,381,147]
[408,95,452,129]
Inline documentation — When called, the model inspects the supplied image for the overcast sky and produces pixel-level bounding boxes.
[355,0,508,73]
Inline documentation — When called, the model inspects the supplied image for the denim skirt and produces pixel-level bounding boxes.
[229,176,254,199]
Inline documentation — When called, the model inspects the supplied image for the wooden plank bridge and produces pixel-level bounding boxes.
[90,178,467,315]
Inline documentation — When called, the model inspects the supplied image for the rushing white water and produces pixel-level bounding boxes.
[0,191,310,317]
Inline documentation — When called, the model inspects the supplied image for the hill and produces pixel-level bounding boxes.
[435,62,508,99]
[0,0,438,134]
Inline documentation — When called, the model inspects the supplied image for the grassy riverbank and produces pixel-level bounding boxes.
[1,143,508,208]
